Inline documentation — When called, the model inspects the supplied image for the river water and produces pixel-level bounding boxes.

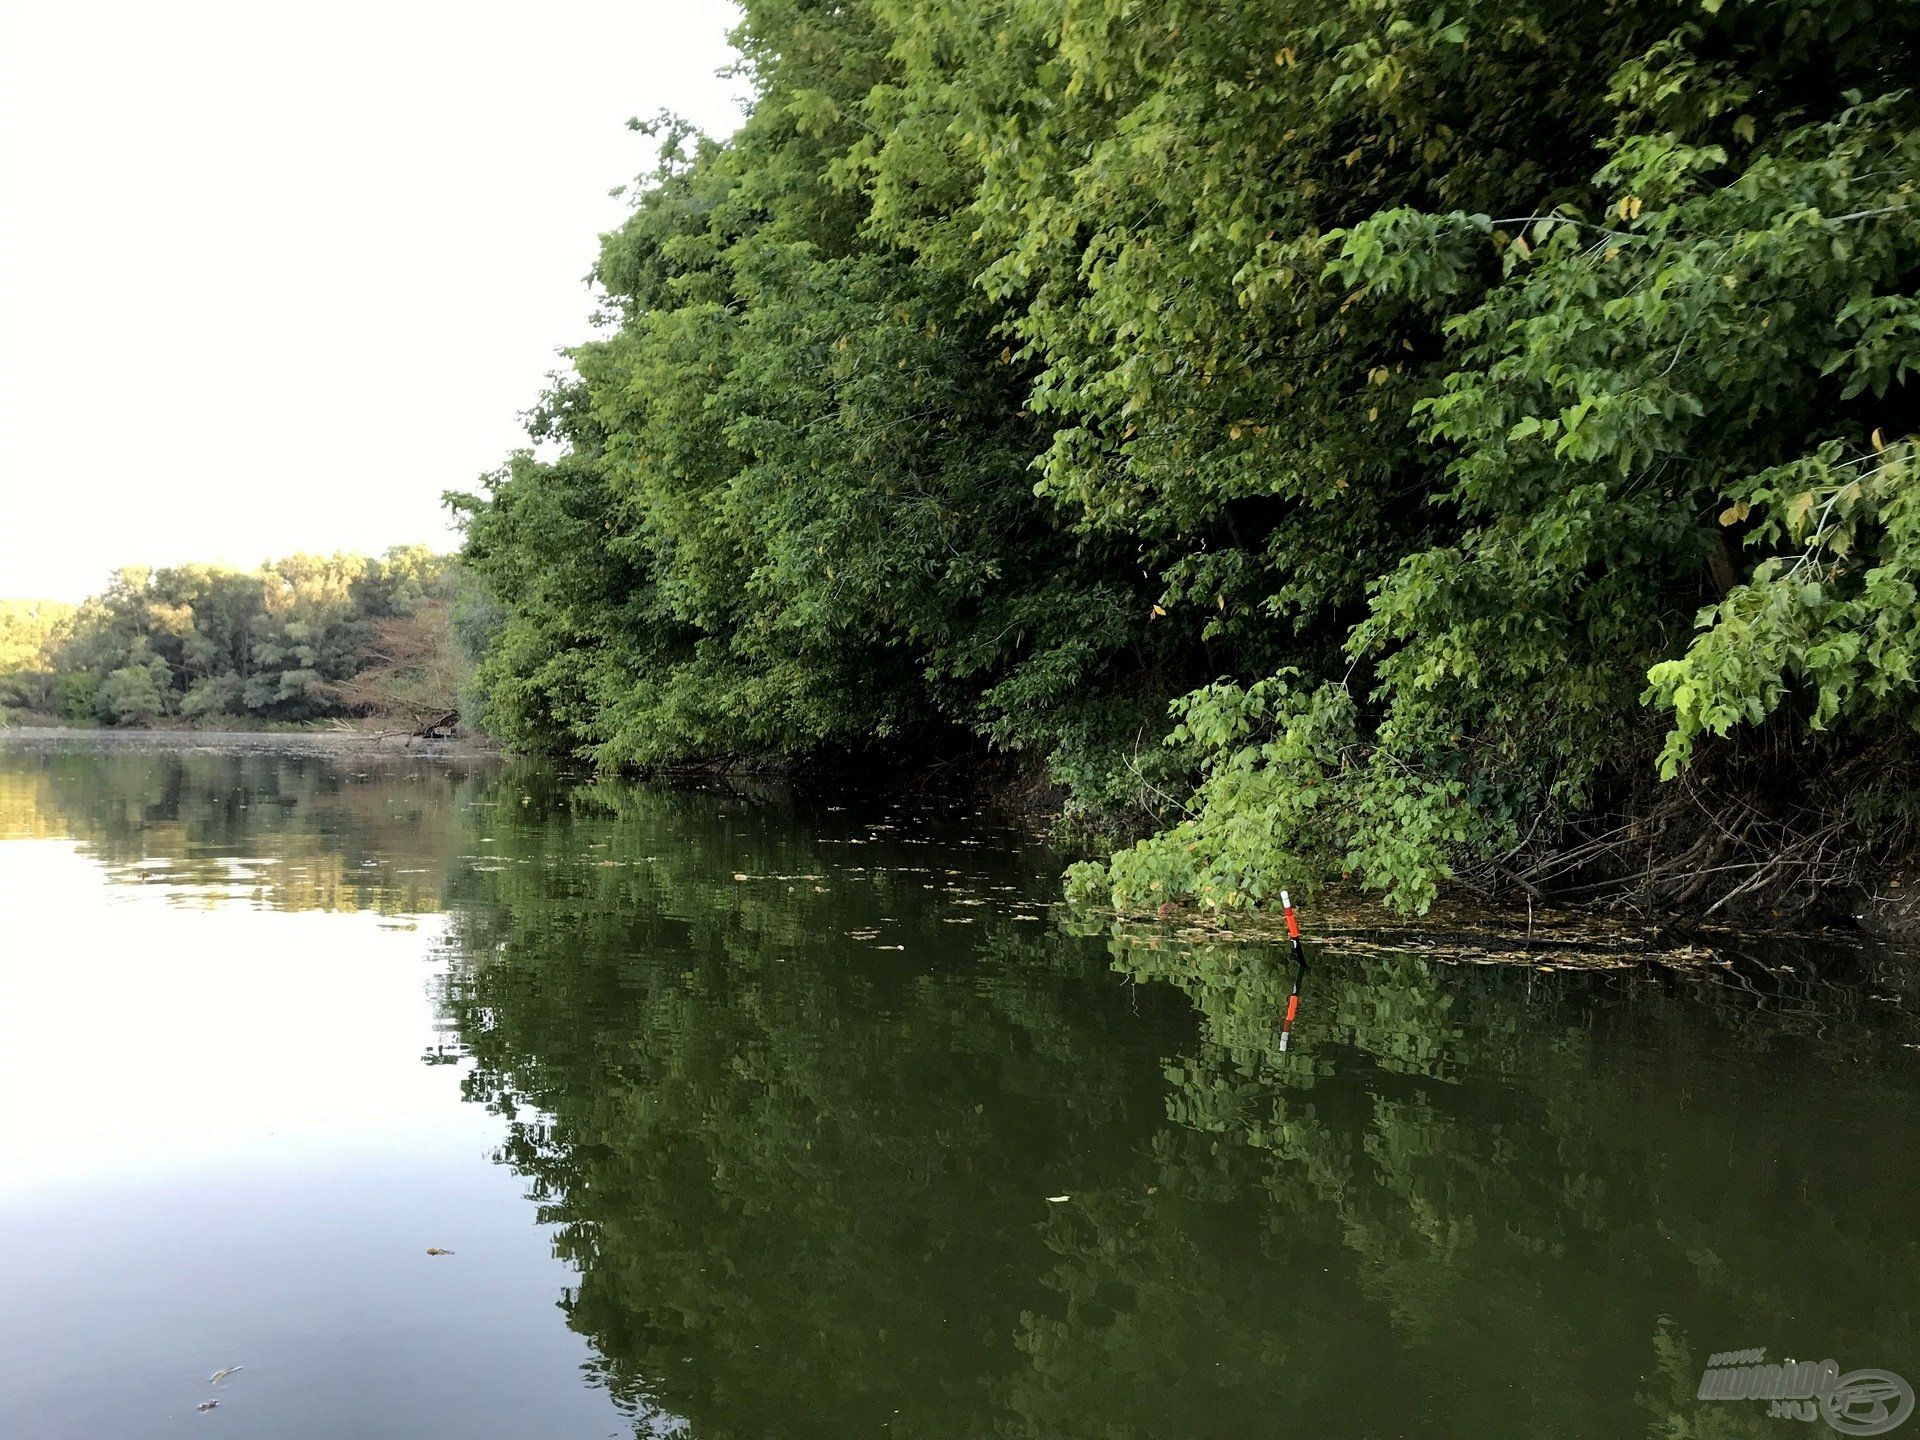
[1,736,1914,1439]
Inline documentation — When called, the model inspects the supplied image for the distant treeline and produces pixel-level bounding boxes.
[0,549,478,730]
[450,0,1919,919]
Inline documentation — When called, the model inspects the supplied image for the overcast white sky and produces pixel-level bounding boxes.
[0,0,747,601]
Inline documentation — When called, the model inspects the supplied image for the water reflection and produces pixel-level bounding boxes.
[435,774,1920,1439]
[2,738,1915,1440]
[0,737,494,912]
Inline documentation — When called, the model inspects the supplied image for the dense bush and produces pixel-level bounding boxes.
[455,0,1920,915]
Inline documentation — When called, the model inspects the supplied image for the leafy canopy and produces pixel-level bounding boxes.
[455,0,1920,914]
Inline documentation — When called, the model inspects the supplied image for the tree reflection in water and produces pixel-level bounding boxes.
[436,774,1920,1440]
[6,743,1910,1438]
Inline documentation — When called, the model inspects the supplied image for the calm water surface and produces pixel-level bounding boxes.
[1,736,1915,1439]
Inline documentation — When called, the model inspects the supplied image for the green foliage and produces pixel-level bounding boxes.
[0,600,75,711]
[55,671,101,722]
[452,22,1181,792]
[180,674,244,719]
[98,648,171,724]
[15,548,465,727]
[1108,84,1920,910]
[1647,435,1920,775]
[456,0,1920,912]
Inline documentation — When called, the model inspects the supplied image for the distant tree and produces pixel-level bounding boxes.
[21,549,464,728]
[0,600,76,712]
[55,672,100,721]
[96,649,170,724]
[322,595,464,730]
[179,674,244,719]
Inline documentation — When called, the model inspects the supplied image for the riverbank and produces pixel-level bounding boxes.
[6,726,1911,962]
[0,724,502,761]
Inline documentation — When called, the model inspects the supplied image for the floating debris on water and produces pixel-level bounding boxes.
[1091,892,1796,971]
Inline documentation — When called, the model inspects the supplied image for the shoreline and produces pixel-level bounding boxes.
[6,724,1913,951]
[0,724,503,760]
